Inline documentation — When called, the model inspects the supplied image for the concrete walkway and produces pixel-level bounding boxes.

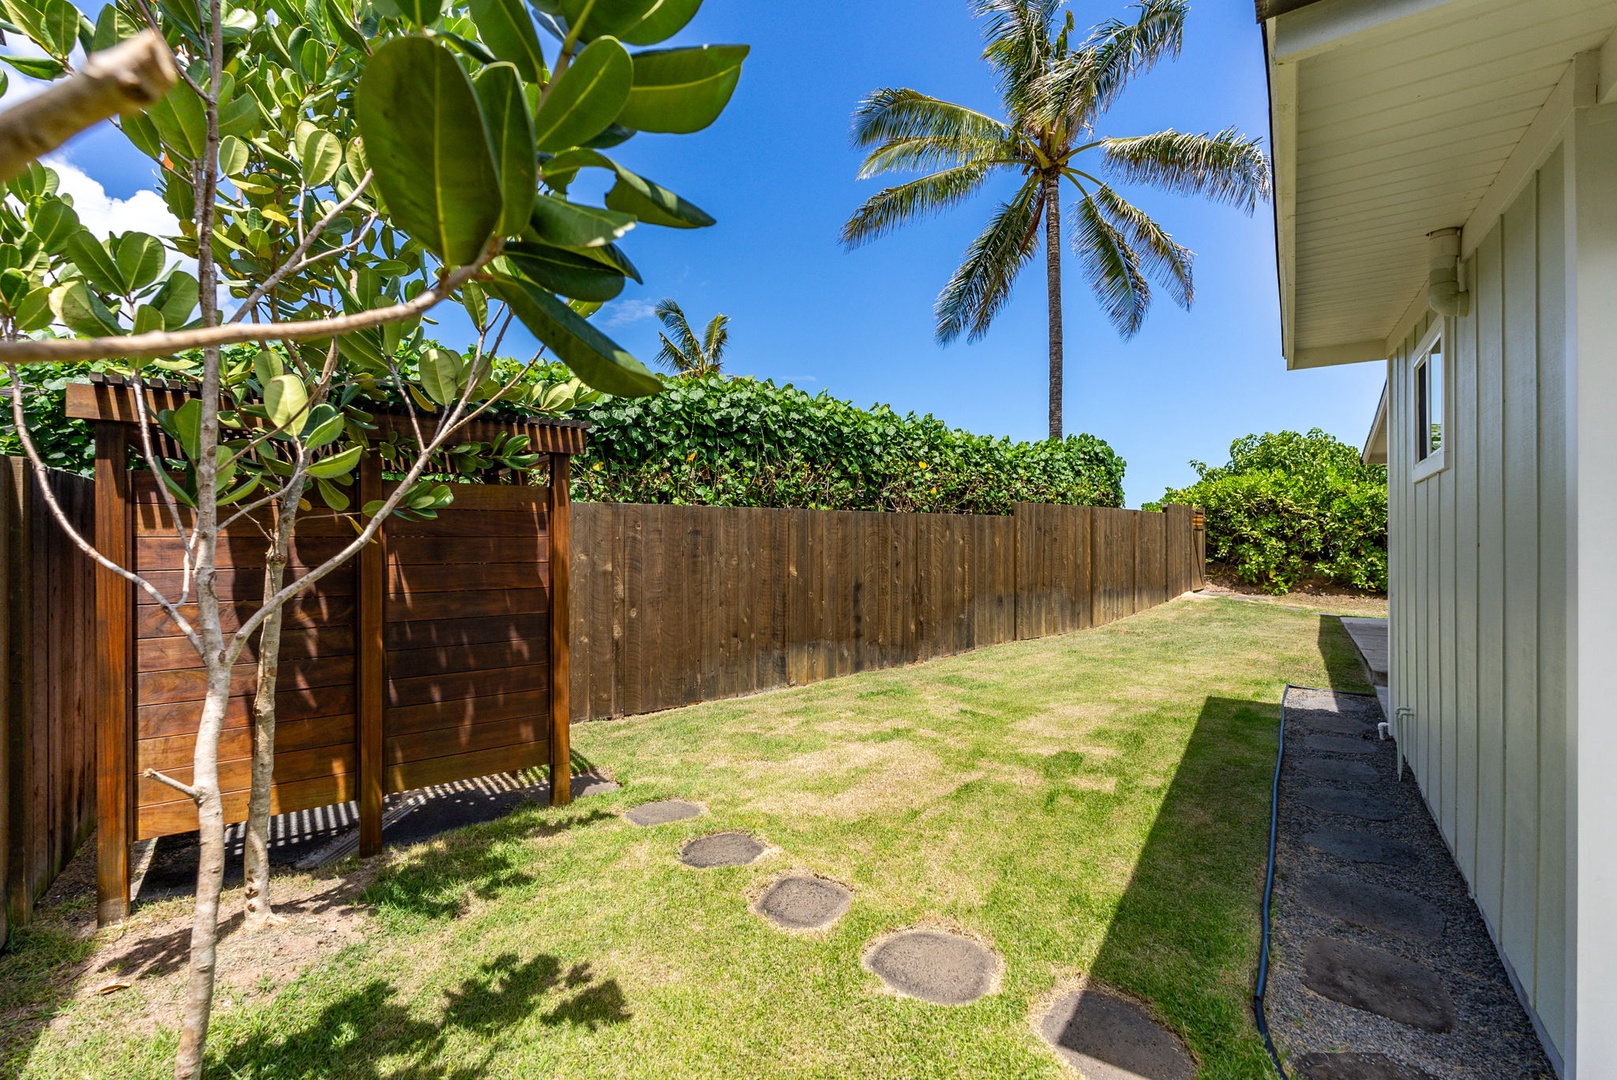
[1341,616,1390,720]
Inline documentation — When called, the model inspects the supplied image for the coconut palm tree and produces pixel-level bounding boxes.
[655,299,730,376]
[842,0,1271,439]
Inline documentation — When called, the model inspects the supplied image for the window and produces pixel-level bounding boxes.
[1413,324,1444,480]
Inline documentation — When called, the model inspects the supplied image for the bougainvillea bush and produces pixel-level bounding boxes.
[1154,429,1387,594]
[570,373,1126,513]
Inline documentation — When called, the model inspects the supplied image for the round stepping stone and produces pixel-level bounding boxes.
[1306,735,1378,756]
[1296,1052,1436,1080]
[1037,985,1195,1080]
[625,799,703,827]
[865,930,998,1005]
[1303,714,1377,736]
[755,875,851,931]
[1295,873,1445,942]
[1301,937,1457,1033]
[1297,758,1378,785]
[1304,829,1421,868]
[1296,786,1400,822]
[679,831,765,868]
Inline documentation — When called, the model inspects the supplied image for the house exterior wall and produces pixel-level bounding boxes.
[1386,146,1571,1065]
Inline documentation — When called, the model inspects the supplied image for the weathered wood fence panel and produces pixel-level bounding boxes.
[1,461,96,941]
[573,502,1201,721]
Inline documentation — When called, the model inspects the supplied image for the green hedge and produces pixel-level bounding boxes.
[570,374,1125,513]
[1,365,1126,513]
[1154,429,1387,593]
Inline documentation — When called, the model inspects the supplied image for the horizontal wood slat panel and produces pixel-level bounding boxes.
[137,772,356,839]
[137,684,355,740]
[137,656,354,706]
[389,561,544,596]
[138,625,355,672]
[385,688,549,737]
[138,713,357,772]
[384,613,545,652]
[136,534,354,571]
[385,740,551,796]
[137,743,355,806]
[381,510,545,538]
[387,663,548,709]
[384,715,548,767]
[137,594,357,639]
[381,483,548,512]
[386,588,547,623]
[136,567,357,603]
[133,501,355,538]
[388,535,549,566]
[386,636,547,681]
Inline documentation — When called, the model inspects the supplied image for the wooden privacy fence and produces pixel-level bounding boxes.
[71,377,584,924]
[569,502,1204,721]
[1,460,96,943]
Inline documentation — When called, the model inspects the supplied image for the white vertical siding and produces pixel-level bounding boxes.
[1387,146,1569,1062]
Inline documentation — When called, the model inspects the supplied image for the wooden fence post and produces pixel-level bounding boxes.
[356,456,384,856]
[548,454,572,806]
[93,425,132,925]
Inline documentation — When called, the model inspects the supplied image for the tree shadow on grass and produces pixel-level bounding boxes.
[1068,696,1281,1077]
[211,950,630,1079]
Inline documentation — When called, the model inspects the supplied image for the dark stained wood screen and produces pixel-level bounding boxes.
[130,476,553,840]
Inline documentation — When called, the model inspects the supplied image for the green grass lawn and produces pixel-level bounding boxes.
[5,598,1371,1079]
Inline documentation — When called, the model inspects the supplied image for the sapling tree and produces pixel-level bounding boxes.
[0,0,746,1074]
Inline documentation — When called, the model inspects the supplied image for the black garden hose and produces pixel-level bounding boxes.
[1253,684,1293,1079]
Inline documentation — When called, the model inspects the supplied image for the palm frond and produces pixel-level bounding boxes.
[857,134,1015,180]
[1025,50,1100,132]
[852,88,1010,149]
[1089,183,1192,310]
[702,313,730,370]
[656,332,697,373]
[1101,128,1272,214]
[655,299,704,365]
[842,163,997,249]
[934,177,1046,344]
[1071,193,1149,337]
[1087,0,1187,114]
[974,0,1061,107]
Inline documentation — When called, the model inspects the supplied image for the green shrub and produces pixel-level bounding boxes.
[1154,429,1386,594]
[1,364,1127,514]
[571,374,1125,513]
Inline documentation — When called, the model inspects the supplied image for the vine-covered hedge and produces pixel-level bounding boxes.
[571,374,1125,513]
[1154,429,1387,593]
[2,366,1126,513]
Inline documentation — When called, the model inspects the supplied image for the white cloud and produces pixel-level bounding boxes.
[605,298,659,327]
[45,157,178,240]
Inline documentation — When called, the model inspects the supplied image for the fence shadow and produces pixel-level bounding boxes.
[1078,696,1280,1074]
[1316,614,1376,694]
[209,949,629,1079]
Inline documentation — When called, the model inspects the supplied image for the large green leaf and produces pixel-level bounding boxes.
[467,0,545,82]
[418,346,465,404]
[532,36,630,152]
[152,270,199,328]
[500,244,625,302]
[611,0,701,45]
[113,232,165,293]
[63,229,123,293]
[543,148,713,228]
[50,281,121,336]
[36,0,80,58]
[528,194,634,249]
[356,36,502,265]
[473,64,537,237]
[30,197,79,254]
[294,121,342,186]
[265,373,310,430]
[619,44,747,134]
[538,0,697,45]
[396,0,440,29]
[306,444,363,478]
[487,272,661,397]
[145,81,206,161]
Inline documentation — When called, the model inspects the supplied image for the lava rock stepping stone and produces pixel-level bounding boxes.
[755,875,852,930]
[1037,985,1195,1080]
[865,930,999,1005]
[1295,1052,1436,1080]
[679,831,765,868]
[625,799,703,826]
[1296,786,1400,822]
[1306,735,1378,756]
[1302,937,1457,1032]
[1296,873,1445,942]
[1304,829,1421,868]
[1296,758,1379,785]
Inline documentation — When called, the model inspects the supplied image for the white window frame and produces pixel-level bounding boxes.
[1412,320,1446,482]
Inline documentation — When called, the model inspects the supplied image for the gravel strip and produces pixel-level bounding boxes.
[1266,686,1554,1080]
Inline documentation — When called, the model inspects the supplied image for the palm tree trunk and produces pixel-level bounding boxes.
[1043,172,1063,441]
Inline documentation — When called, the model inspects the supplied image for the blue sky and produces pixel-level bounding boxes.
[23,0,1387,506]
